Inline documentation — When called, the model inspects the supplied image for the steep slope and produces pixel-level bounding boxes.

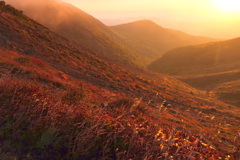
[5,0,140,66]
[112,20,215,64]
[148,38,240,107]
[0,2,207,108]
[0,2,239,158]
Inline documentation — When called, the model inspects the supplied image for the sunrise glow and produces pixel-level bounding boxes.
[5,0,240,38]
[1,0,240,158]
[213,0,240,13]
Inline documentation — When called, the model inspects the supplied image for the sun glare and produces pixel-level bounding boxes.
[213,0,240,13]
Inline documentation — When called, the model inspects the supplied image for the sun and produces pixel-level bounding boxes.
[213,0,240,13]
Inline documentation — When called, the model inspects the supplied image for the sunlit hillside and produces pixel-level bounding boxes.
[6,0,217,67]
[0,1,240,159]
[5,0,141,66]
[213,80,240,107]
[112,20,215,64]
[149,38,240,75]
[149,38,240,107]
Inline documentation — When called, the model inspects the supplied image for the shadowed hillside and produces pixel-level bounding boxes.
[148,38,240,107]
[112,20,216,64]
[0,2,240,159]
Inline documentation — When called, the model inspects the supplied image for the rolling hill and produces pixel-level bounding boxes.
[112,20,216,64]
[213,80,240,107]
[148,38,240,107]
[5,0,141,66]
[6,0,216,67]
[0,2,239,159]
[148,38,240,75]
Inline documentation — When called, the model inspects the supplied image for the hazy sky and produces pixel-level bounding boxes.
[62,0,240,39]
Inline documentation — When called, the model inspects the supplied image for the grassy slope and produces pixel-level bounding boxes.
[112,20,216,64]
[178,70,240,107]
[5,0,142,67]
[178,70,240,90]
[148,38,240,107]
[1,46,239,159]
[213,80,240,107]
[148,38,240,75]
[0,2,240,159]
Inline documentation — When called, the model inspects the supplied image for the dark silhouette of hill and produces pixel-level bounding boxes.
[112,20,216,64]
[0,2,239,159]
[148,38,240,107]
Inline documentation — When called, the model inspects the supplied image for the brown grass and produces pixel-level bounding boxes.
[0,78,238,159]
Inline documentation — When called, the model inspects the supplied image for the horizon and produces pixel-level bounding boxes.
[61,0,240,39]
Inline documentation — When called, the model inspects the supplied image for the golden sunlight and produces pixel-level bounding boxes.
[213,0,240,12]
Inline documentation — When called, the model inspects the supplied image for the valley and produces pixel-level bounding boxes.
[149,38,240,107]
[0,0,240,159]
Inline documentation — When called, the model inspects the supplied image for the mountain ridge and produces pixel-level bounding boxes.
[5,0,141,66]
[112,20,216,64]
[0,1,239,159]
[6,0,217,66]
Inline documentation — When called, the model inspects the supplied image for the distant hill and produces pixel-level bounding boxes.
[213,80,240,107]
[179,70,240,107]
[0,2,240,158]
[148,37,240,106]
[5,0,216,67]
[5,0,141,66]
[0,0,218,114]
[148,38,240,75]
[112,20,216,64]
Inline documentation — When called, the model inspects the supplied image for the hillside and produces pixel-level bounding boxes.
[148,38,240,107]
[112,20,215,64]
[5,0,217,67]
[213,80,240,107]
[178,70,240,90]
[148,38,240,75]
[0,2,240,159]
[5,0,141,66]
[179,71,240,107]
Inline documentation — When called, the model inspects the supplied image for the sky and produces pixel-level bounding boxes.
[62,0,240,39]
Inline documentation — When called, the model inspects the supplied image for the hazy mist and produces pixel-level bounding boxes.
[5,0,240,39]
